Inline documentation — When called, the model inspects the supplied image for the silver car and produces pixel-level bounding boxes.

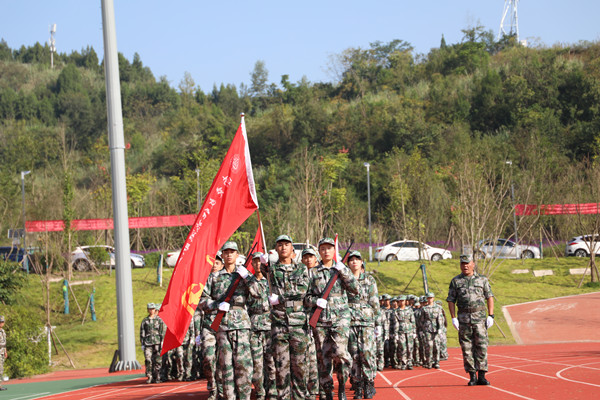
[477,239,540,259]
[565,235,600,257]
[71,245,145,271]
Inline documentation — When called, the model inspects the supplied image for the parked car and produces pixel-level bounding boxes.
[165,249,246,268]
[565,235,600,257]
[70,245,145,271]
[477,238,540,259]
[374,240,452,262]
[0,246,28,263]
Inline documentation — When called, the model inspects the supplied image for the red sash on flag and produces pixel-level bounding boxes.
[159,116,258,354]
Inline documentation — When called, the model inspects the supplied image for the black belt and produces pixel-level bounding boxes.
[458,305,486,313]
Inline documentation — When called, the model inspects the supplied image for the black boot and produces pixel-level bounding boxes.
[364,381,376,399]
[353,381,363,399]
[325,390,334,400]
[338,381,347,400]
[477,370,491,385]
[468,371,478,386]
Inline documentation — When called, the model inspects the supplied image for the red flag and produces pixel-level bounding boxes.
[246,212,266,274]
[159,116,258,354]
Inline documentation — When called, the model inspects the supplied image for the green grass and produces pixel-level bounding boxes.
[8,255,600,371]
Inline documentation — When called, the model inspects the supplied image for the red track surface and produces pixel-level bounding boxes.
[21,342,600,400]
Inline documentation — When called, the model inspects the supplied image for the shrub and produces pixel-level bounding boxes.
[4,307,49,378]
[0,261,25,304]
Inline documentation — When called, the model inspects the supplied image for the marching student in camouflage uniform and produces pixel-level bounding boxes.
[307,237,359,400]
[302,248,321,400]
[140,303,166,383]
[264,235,310,400]
[434,300,448,361]
[191,305,204,380]
[201,241,258,400]
[199,254,224,399]
[447,254,494,386]
[176,317,197,380]
[394,295,415,370]
[420,292,445,369]
[388,297,399,368]
[346,251,379,399]
[0,316,7,391]
[248,252,276,400]
[411,298,422,367]
[379,295,392,369]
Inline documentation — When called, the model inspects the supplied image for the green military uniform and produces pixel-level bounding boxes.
[447,270,493,373]
[191,307,204,380]
[388,298,399,368]
[266,245,310,400]
[175,317,197,380]
[140,304,166,383]
[420,293,445,369]
[201,255,258,400]
[393,296,415,370]
[248,275,276,400]
[199,292,223,400]
[412,300,422,366]
[347,258,379,399]
[435,300,448,360]
[306,245,359,400]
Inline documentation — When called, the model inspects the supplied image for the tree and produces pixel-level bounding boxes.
[250,60,269,97]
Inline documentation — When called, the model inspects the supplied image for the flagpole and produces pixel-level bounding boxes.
[257,211,272,295]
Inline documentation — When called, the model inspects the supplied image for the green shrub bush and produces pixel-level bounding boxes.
[0,261,25,304]
[4,307,49,378]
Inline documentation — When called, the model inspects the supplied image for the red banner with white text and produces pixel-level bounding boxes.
[516,203,600,216]
[26,215,197,232]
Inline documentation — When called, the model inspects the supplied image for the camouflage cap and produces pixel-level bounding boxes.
[252,252,263,259]
[420,296,427,303]
[426,291,435,298]
[275,234,293,244]
[318,237,335,248]
[221,241,239,252]
[301,248,318,257]
[0,316,4,322]
[435,300,442,305]
[155,303,162,310]
[147,302,155,309]
[414,300,421,306]
[381,294,391,300]
[215,252,223,262]
[397,294,407,301]
[347,250,362,260]
[460,254,473,263]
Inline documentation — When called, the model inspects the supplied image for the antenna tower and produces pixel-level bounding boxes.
[49,24,56,69]
[498,0,519,41]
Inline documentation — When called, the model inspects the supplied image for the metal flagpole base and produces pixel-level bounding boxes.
[114,360,141,371]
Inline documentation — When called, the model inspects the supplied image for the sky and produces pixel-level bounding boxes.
[2,1,600,93]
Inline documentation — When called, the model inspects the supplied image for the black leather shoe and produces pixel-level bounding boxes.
[477,370,491,385]
[338,390,347,400]
[468,372,478,386]
[353,382,363,400]
[0,387,7,391]
[364,381,376,399]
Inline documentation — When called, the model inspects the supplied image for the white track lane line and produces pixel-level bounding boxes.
[143,381,203,400]
[377,371,413,400]
[439,368,537,400]
[488,363,558,379]
[10,393,51,400]
[35,378,146,400]
[493,354,600,371]
[556,361,600,388]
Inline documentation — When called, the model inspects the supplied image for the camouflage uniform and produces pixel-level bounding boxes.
[382,306,392,368]
[140,314,165,382]
[175,318,197,380]
[435,301,448,360]
[388,302,399,368]
[446,273,493,373]
[201,267,257,400]
[347,272,379,396]
[191,307,204,380]
[375,305,385,371]
[412,304,422,366]
[419,302,445,368]
[394,306,415,369]
[200,307,223,399]
[306,328,319,400]
[0,326,6,382]
[266,259,310,400]
[248,276,276,400]
[306,262,358,396]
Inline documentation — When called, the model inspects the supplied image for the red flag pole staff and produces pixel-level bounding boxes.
[256,211,273,295]
[158,114,259,354]
[309,235,354,328]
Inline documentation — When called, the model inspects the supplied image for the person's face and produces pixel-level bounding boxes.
[460,261,475,276]
[319,243,335,262]
[391,301,398,309]
[222,249,238,266]
[251,257,261,272]
[302,254,318,269]
[348,256,362,272]
[399,299,406,308]
[384,300,390,308]
[427,297,434,305]
[212,259,224,273]
[276,241,294,260]
[147,308,154,316]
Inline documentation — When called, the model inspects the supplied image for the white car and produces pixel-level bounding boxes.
[165,249,246,267]
[71,245,145,271]
[477,238,540,259]
[374,240,452,262]
[565,235,600,257]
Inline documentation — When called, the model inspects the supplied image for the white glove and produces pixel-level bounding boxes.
[236,265,249,279]
[316,298,328,309]
[333,261,346,272]
[268,294,280,306]
[260,253,269,264]
[195,334,202,347]
[486,316,494,328]
[141,345,145,351]
[218,302,230,312]
[452,317,459,330]
[375,326,382,338]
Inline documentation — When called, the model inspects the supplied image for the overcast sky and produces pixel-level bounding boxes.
[2,1,599,92]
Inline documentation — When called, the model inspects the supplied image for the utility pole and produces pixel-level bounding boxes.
[21,170,31,273]
[101,0,140,371]
[364,162,373,262]
[195,168,201,211]
[506,161,519,254]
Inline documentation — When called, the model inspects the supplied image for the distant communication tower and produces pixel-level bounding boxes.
[498,0,519,42]
[49,24,56,69]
